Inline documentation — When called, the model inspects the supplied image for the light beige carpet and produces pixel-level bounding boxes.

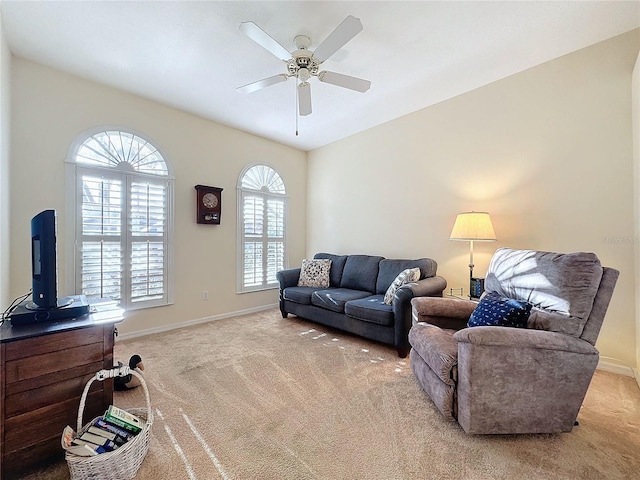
[17,309,640,479]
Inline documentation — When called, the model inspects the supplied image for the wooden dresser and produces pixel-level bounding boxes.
[0,312,123,478]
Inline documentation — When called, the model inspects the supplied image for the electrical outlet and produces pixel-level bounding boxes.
[202,291,208,300]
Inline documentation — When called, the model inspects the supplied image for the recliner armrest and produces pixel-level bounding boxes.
[453,326,598,355]
[411,296,475,330]
[454,325,599,434]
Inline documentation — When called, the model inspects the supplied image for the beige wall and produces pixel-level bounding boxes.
[10,58,307,335]
[0,10,10,310]
[634,49,640,379]
[308,30,640,367]
[6,28,640,367]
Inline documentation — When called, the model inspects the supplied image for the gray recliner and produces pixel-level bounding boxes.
[408,248,619,434]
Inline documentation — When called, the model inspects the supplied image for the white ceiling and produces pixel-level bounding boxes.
[1,1,639,151]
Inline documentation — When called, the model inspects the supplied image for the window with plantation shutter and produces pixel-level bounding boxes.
[238,165,287,292]
[68,129,174,310]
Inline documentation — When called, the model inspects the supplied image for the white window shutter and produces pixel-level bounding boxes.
[238,165,287,292]
[73,130,173,309]
[79,174,124,301]
[129,180,168,304]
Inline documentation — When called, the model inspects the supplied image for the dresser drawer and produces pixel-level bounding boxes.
[5,362,104,416]
[5,342,105,384]
[4,391,104,453]
[4,326,105,361]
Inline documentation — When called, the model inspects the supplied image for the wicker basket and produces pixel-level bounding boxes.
[64,367,153,480]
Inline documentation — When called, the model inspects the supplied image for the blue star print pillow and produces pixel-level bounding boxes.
[467,292,532,328]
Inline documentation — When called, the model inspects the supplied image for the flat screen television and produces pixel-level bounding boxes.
[26,209,72,310]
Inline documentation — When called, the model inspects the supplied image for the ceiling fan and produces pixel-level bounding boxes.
[237,15,371,117]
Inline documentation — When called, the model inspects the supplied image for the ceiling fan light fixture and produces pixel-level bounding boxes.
[298,68,310,82]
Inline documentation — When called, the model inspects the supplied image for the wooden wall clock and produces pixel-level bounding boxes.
[195,185,223,224]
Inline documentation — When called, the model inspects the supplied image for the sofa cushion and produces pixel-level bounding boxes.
[297,258,331,288]
[345,295,394,326]
[467,292,531,328]
[314,253,349,287]
[340,255,384,292]
[376,258,437,294]
[485,248,603,323]
[283,286,321,305]
[383,268,421,305]
[311,288,372,313]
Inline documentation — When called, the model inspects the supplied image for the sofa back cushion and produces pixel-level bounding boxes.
[340,255,384,292]
[314,253,348,287]
[485,248,603,337]
[376,258,437,294]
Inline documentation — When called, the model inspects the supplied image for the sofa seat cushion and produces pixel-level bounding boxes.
[409,323,458,386]
[283,286,322,305]
[345,295,394,326]
[311,288,372,313]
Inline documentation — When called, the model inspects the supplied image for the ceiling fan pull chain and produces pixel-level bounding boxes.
[295,79,299,136]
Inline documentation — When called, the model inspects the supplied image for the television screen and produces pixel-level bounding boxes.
[31,210,58,309]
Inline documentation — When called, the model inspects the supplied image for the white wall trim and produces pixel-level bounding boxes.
[597,357,638,382]
[115,303,278,341]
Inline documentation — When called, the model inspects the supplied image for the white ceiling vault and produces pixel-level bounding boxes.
[1,1,639,151]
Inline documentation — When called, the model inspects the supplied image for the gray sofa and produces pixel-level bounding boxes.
[409,248,619,434]
[277,253,447,357]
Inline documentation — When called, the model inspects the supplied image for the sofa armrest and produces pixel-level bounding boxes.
[411,296,475,330]
[276,268,301,289]
[276,268,301,318]
[453,326,598,355]
[392,276,447,357]
[400,275,447,298]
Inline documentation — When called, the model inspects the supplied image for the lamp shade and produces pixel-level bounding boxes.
[449,212,497,241]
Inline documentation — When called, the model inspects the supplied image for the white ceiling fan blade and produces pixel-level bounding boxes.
[312,15,363,63]
[237,74,289,94]
[239,22,291,61]
[318,71,371,93]
[298,82,312,116]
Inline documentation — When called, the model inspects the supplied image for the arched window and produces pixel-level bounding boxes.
[67,129,174,309]
[238,164,287,292]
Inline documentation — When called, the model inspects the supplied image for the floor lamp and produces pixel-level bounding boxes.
[449,211,497,297]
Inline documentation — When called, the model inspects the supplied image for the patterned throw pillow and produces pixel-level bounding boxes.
[297,259,332,288]
[467,292,532,328]
[383,268,421,305]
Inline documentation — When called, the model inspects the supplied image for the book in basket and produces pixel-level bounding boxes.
[104,405,145,434]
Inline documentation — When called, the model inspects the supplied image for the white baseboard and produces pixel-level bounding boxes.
[597,357,637,380]
[115,303,279,341]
